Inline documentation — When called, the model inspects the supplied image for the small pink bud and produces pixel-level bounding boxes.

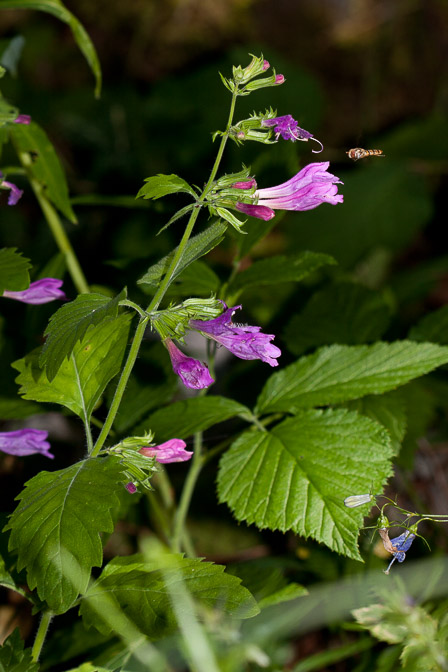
[263,60,270,71]
[125,482,137,494]
[275,74,285,84]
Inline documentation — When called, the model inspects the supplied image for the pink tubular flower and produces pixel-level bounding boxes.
[165,338,214,390]
[139,439,193,464]
[261,115,323,152]
[14,114,31,125]
[236,162,343,220]
[235,202,275,221]
[232,179,257,190]
[263,60,270,71]
[0,429,53,459]
[190,304,281,367]
[3,278,66,305]
[0,171,23,206]
[275,74,285,84]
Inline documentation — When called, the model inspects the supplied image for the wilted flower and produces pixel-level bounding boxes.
[236,162,343,220]
[0,429,53,459]
[384,531,416,575]
[344,493,373,508]
[0,171,23,206]
[165,338,214,390]
[139,439,193,464]
[261,115,323,152]
[190,303,281,367]
[14,114,31,125]
[2,278,66,305]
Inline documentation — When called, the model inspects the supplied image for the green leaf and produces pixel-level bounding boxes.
[0,0,101,97]
[0,629,39,672]
[136,396,251,442]
[40,290,127,381]
[0,35,25,78]
[165,260,220,297]
[228,558,306,610]
[5,457,123,614]
[13,314,132,422]
[0,98,18,127]
[409,304,448,345]
[256,341,448,414]
[0,248,31,293]
[0,396,42,420]
[217,408,393,560]
[137,173,197,200]
[284,282,392,356]
[10,121,77,223]
[80,553,259,639]
[229,252,337,299]
[137,220,227,289]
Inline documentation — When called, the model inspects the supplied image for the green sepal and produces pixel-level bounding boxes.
[211,206,246,233]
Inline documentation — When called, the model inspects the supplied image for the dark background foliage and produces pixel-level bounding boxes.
[1,0,448,668]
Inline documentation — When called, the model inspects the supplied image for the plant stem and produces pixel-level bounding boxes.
[31,610,53,662]
[91,85,240,455]
[16,150,90,295]
[171,432,204,553]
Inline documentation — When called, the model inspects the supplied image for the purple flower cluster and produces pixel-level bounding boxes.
[3,278,66,305]
[0,429,53,459]
[236,161,343,221]
[164,303,281,390]
[261,115,323,152]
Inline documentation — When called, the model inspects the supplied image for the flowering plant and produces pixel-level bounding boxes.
[0,9,446,671]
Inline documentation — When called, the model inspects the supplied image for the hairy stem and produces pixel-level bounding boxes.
[31,610,53,662]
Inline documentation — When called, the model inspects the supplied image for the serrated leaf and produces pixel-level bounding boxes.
[284,282,392,356]
[136,396,251,442]
[13,314,132,422]
[343,390,407,455]
[218,408,394,560]
[157,203,196,234]
[10,121,77,222]
[0,629,39,672]
[40,290,127,381]
[137,220,227,289]
[0,248,31,293]
[256,341,448,414]
[80,553,259,639]
[137,174,197,200]
[0,0,101,96]
[409,304,448,344]
[5,457,123,614]
[229,252,337,300]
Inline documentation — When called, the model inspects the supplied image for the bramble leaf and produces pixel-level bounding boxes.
[0,248,31,293]
[0,0,102,96]
[218,408,393,560]
[137,174,197,200]
[10,121,77,222]
[13,314,132,422]
[256,341,448,414]
[5,457,123,614]
[0,629,39,672]
[40,290,127,381]
[80,553,259,639]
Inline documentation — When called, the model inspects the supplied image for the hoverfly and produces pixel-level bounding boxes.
[346,148,385,161]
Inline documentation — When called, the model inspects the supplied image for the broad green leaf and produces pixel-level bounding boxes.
[0,248,31,293]
[228,252,337,300]
[0,98,18,126]
[136,396,251,442]
[137,173,197,200]
[409,304,448,345]
[256,341,448,415]
[0,0,101,96]
[80,553,259,639]
[258,584,307,609]
[218,408,393,560]
[343,390,407,455]
[0,396,42,420]
[285,282,392,356]
[0,629,39,672]
[5,457,123,614]
[10,122,77,223]
[40,290,127,381]
[13,314,132,422]
[137,220,227,289]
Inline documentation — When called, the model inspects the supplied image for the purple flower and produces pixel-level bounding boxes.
[235,202,275,221]
[0,429,54,459]
[384,531,416,574]
[261,115,323,152]
[262,60,270,71]
[232,179,257,190]
[0,171,23,206]
[14,114,31,125]
[125,482,137,494]
[236,162,343,220]
[275,74,285,84]
[139,439,193,464]
[190,304,281,367]
[2,278,66,305]
[165,338,214,390]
